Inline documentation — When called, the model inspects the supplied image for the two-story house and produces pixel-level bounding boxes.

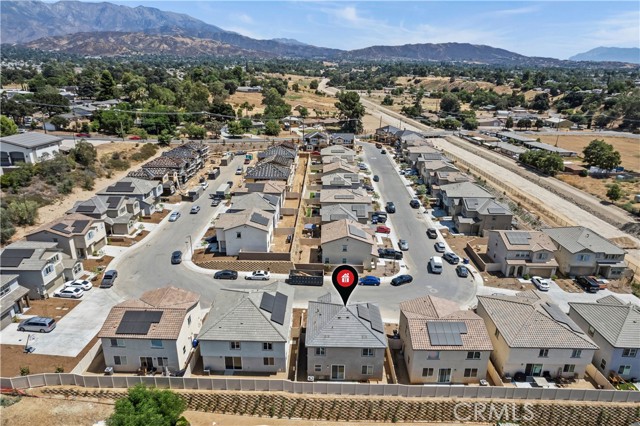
[543,227,627,279]
[199,283,294,373]
[486,230,558,278]
[306,296,388,381]
[399,296,493,384]
[321,219,377,267]
[477,291,598,380]
[98,286,203,374]
[214,208,275,255]
[25,213,107,259]
[67,195,141,236]
[97,177,163,216]
[303,131,330,150]
[322,161,359,176]
[127,167,178,195]
[321,173,361,189]
[245,161,292,184]
[418,160,460,193]
[455,198,513,236]
[0,275,31,330]
[234,181,287,198]
[374,125,401,144]
[320,146,356,164]
[257,145,297,162]
[320,204,368,224]
[568,296,640,381]
[438,182,494,216]
[404,145,439,166]
[330,133,356,149]
[319,188,373,222]
[142,156,188,185]
[0,133,62,166]
[228,193,281,227]
[0,241,83,299]
[162,147,200,180]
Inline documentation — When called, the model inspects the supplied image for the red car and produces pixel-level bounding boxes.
[375,225,391,234]
[75,133,90,138]
[311,151,321,156]
[129,135,141,140]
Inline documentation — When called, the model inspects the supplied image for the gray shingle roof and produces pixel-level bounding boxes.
[331,133,355,142]
[246,162,290,181]
[320,205,360,222]
[440,182,493,199]
[478,292,597,349]
[98,177,159,196]
[569,297,640,348]
[68,196,108,216]
[229,193,280,213]
[199,283,293,342]
[0,132,62,148]
[257,145,296,160]
[542,227,625,255]
[306,300,387,348]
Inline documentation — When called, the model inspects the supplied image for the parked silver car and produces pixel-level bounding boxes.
[18,317,56,333]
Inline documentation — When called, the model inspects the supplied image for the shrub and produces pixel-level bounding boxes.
[19,366,30,376]
[0,208,16,244]
[55,366,64,373]
[57,178,74,195]
[7,200,39,226]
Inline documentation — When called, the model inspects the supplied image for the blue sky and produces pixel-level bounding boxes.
[99,1,640,58]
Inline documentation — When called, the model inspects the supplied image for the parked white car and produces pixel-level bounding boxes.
[54,287,84,298]
[245,270,271,280]
[63,279,92,291]
[531,276,551,292]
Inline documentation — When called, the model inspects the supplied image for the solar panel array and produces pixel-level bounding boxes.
[505,231,531,245]
[51,223,72,234]
[106,197,122,209]
[76,205,96,213]
[259,291,288,325]
[348,224,368,240]
[427,321,468,346]
[72,220,89,233]
[335,194,355,199]
[357,304,370,322]
[259,292,275,313]
[367,303,384,333]
[107,181,135,193]
[116,310,163,335]
[542,303,584,333]
[250,212,270,226]
[0,249,35,267]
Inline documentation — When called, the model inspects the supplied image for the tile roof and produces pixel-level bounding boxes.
[68,196,108,216]
[320,205,361,222]
[257,145,296,160]
[492,230,557,252]
[127,168,169,180]
[330,133,355,142]
[0,132,62,148]
[98,177,160,196]
[441,182,493,199]
[27,213,98,238]
[542,227,625,255]
[321,219,374,245]
[478,292,597,349]
[377,125,401,134]
[435,171,471,184]
[306,299,387,348]
[245,162,290,181]
[463,198,511,216]
[262,154,293,168]
[98,286,200,340]
[322,161,359,175]
[215,208,274,232]
[320,146,356,156]
[420,159,458,173]
[143,156,187,169]
[237,181,286,195]
[229,193,280,212]
[320,188,371,204]
[163,146,199,159]
[406,145,439,154]
[400,296,493,351]
[199,282,294,342]
[321,173,361,187]
[569,297,640,348]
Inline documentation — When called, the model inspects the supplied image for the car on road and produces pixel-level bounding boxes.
[426,228,438,239]
[168,211,181,222]
[64,279,92,291]
[434,242,446,253]
[376,225,391,234]
[455,265,470,278]
[214,270,238,280]
[75,133,90,138]
[372,213,387,224]
[245,270,271,280]
[200,181,209,190]
[385,202,396,213]
[378,248,403,260]
[171,251,183,264]
[576,276,600,293]
[443,252,460,264]
[190,206,201,214]
[409,199,421,209]
[398,239,409,251]
[428,256,443,274]
[531,276,550,291]
[391,274,413,286]
[54,287,84,298]
[211,199,221,207]
[380,149,386,154]
[373,175,380,182]
[129,135,141,140]
[18,317,56,333]
[358,163,368,170]
[100,270,118,288]
[363,184,374,192]
[359,275,381,286]
[235,167,243,175]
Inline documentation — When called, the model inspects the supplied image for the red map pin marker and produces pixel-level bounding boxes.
[332,265,359,306]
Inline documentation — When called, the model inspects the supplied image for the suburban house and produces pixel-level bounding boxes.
[161,148,200,181]
[141,156,188,185]
[228,193,281,225]
[321,160,359,176]
[431,171,472,192]
[418,160,459,192]
[25,213,107,259]
[477,291,598,379]
[375,125,401,143]
[399,296,493,384]
[404,145,440,165]
[542,227,627,279]
[486,230,558,278]
[98,287,203,374]
[128,167,178,195]
[544,117,573,129]
[321,173,361,189]
[320,146,356,163]
[455,198,513,236]
[568,296,640,381]
[199,283,294,374]
[306,297,388,381]
[321,219,377,267]
[0,241,83,299]
[235,181,286,198]
[280,116,302,128]
[97,177,163,216]
[214,208,275,255]
[303,131,330,150]
[257,145,297,161]
[245,161,292,184]
[398,131,428,148]
[67,195,141,236]
[0,275,31,330]
[320,204,369,224]
[330,133,356,149]
[0,133,63,166]
[438,182,494,216]
[319,188,372,207]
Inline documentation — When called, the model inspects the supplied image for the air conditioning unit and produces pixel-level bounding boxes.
[307,375,315,382]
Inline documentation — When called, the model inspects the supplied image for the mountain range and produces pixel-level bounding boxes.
[2,0,636,65]
[569,47,640,64]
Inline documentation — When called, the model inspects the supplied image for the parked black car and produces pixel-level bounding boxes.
[426,228,437,239]
[456,265,470,277]
[171,251,183,264]
[576,276,600,293]
[214,270,239,280]
[443,252,460,264]
[378,248,403,260]
[391,274,413,286]
[409,199,420,209]
[385,202,396,213]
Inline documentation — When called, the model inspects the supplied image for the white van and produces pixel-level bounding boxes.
[429,256,443,274]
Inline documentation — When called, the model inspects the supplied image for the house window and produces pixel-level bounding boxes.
[43,264,54,276]
[157,357,169,367]
[187,315,192,326]
[491,216,496,221]
[183,346,187,354]
[87,230,94,240]
[622,348,637,358]
[600,359,607,370]
[314,364,322,372]
[464,368,478,378]
[151,340,163,349]
[342,245,348,252]
[110,339,125,347]
[618,365,631,375]
[236,232,242,239]
[537,253,548,260]
[494,329,500,339]
[422,368,434,377]
[361,365,373,375]
[263,357,275,366]
[571,349,582,358]
[114,356,127,365]
[466,351,481,360]
[578,254,590,262]
[588,326,595,337]
[538,349,549,358]
[563,364,575,373]
[362,348,374,357]
[230,341,241,350]
[342,258,347,264]
[315,347,326,356]
[52,238,58,243]
[263,342,273,351]
[426,351,440,360]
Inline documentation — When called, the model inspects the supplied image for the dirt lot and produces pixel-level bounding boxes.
[557,173,640,210]
[139,209,170,224]
[23,297,81,321]
[107,230,150,247]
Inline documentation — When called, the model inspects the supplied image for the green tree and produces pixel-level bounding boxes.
[441,118,461,130]
[0,115,18,136]
[157,130,173,146]
[7,200,39,226]
[517,118,532,129]
[50,115,69,131]
[309,80,319,90]
[0,208,16,244]
[534,118,544,130]
[583,139,621,170]
[227,120,244,136]
[264,120,281,136]
[296,106,309,119]
[606,184,622,202]
[334,91,365,133]
[505,116,514,129]
[97,70,117,101]
[381,95,394,106]
[107,384,186,426]
[462,117,478,130]
[529,93,550,112]
[439,93,460,113]
[184,123,206,139]
[204,120,223,139]
[70,140,97,167]
[292,83,300,92]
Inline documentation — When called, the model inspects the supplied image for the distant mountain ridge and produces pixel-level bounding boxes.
[569,47,640,64]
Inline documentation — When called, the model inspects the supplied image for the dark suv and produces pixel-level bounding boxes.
[378,248,403,260]
[576,276,600,293]
[385,202,396,213]
[426,228,437,239]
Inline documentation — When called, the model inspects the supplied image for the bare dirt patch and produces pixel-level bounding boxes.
[556,174,639,211]
[107,230,150,247]
[24,297,81,321]
[481,272,535,292]
[139,209,170,224]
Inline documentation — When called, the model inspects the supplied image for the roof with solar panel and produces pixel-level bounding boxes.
[320,219,374,245]
[214,208,274,232]
[198,282,294,342]
[26,213,99,238]
[306,295,387,348]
